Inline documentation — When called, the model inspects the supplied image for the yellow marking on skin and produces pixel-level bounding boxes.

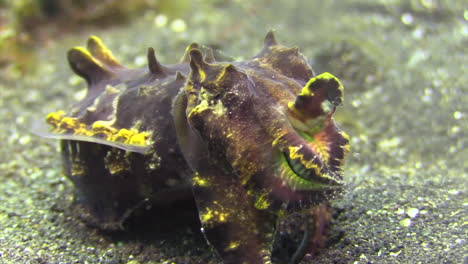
[214,65,228,83]
[300,72,344,97]
[45,111,151,146]
[188,98,227,118]
[180,43,199,62]
[193,173,209,187]
[341,131,351,152]
[188,100,208,117]
[226,241,240,250]
[254,191,271,210]
[233,156,258,186]
[288,145,320,170]
[342,143,351,154]
[92,120,118,134]
[198,87,210,101]
[109,128,151,145]
[106,162,126,174]
[74,124,93,136]
[105,84,120,94]
[201,208,214,222]
[218,212,228,222]
[73,47,105,69]
[271,130,289,147]
[71,162,85,176]
[339,131,351,166]
[127,131,150,145]
[184,83,199,113]
[308,132,330,162]
[104,150,128,174]
[46,111,66,126]
[88,36,120,66]
[311,143,329,163]
[201,208,229,224]
[287,102,297,112]
[239,171,253,185]
[260,249,272,264]
[198,69,206,82]
[61,117,80,129]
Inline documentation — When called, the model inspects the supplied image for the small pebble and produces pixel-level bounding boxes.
[407,208,419,218]
[170,19,187,33]
[400,218,411,227]
[154,15,168,27]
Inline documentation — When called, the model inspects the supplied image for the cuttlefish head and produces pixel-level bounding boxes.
[176,32,350,210]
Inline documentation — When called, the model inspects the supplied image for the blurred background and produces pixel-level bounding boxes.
[0,0,466,263]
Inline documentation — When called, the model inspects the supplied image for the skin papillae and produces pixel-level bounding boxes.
[41,31,350,264]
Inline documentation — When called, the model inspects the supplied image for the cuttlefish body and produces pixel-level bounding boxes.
[38,31,350,263]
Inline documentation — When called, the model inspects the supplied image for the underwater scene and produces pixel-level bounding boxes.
[0,0,466,263]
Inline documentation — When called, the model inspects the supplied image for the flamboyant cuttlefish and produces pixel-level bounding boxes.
[36,31,350,264]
